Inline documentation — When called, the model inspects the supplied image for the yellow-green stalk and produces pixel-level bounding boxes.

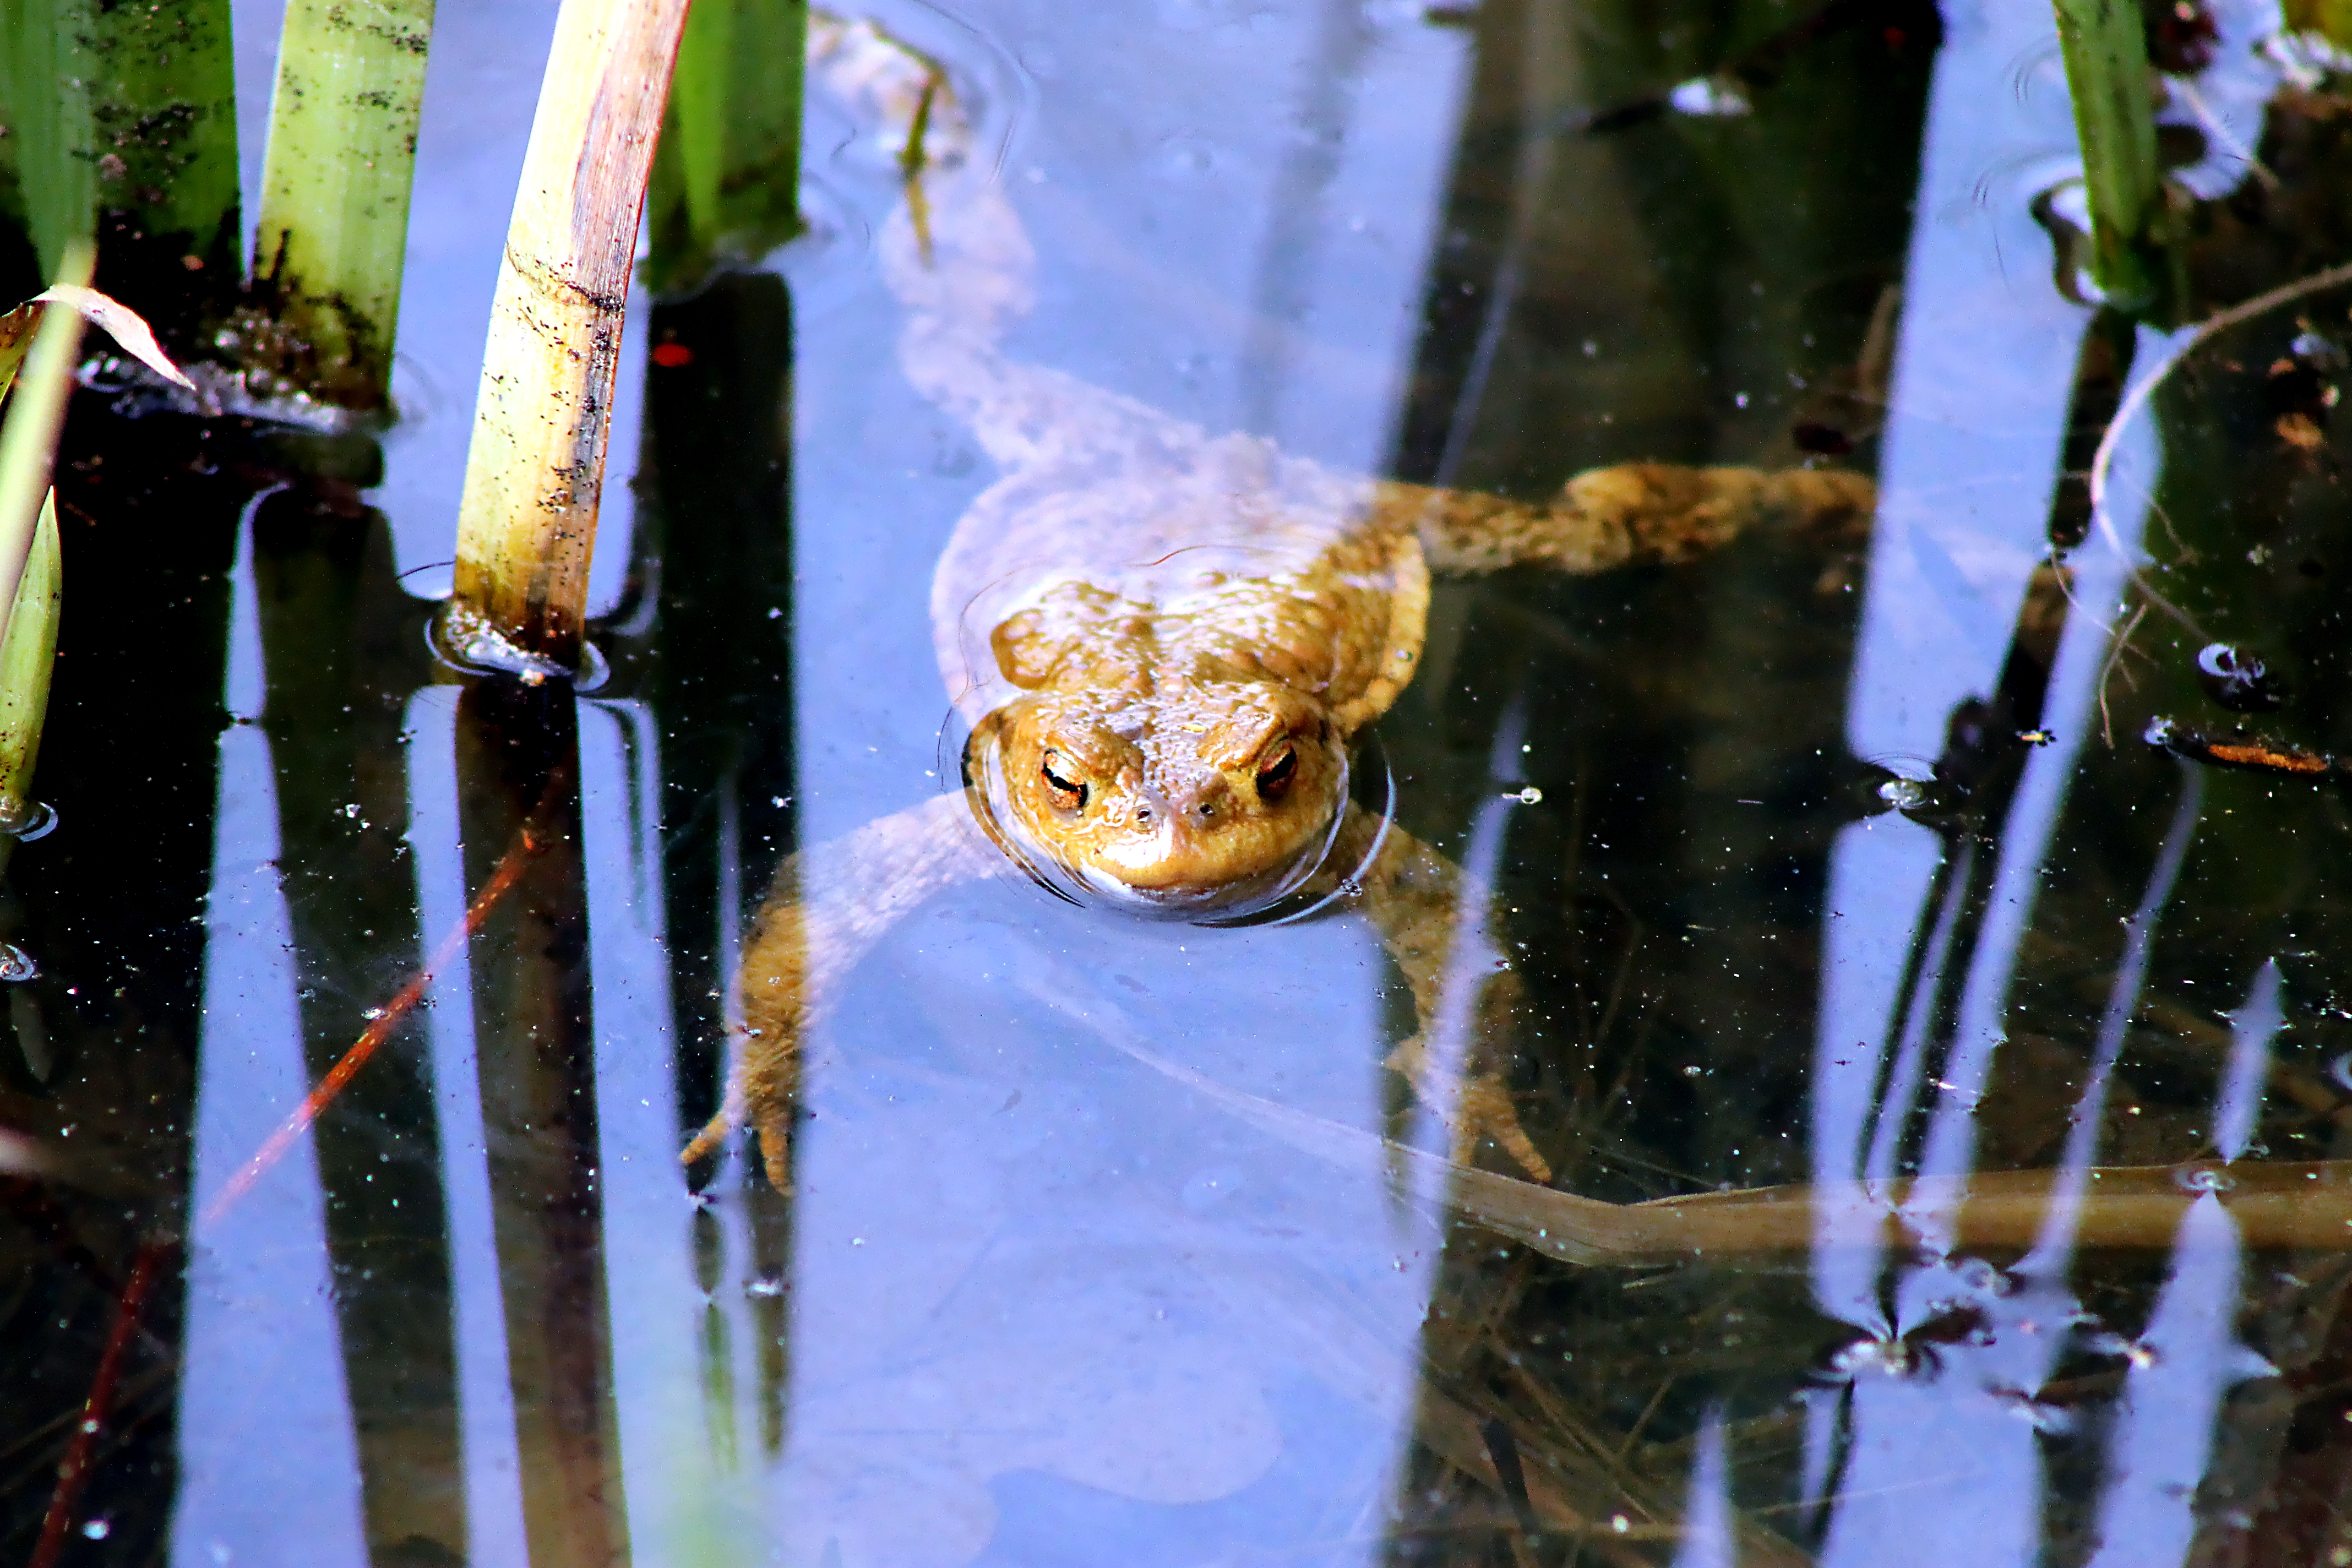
[2286,0,2352,47]
[2051,0,2164,311]
[0,243,92,655]
[450,0,693,670]
[0,0,97,277]
[249,0,438,407]
[0,492,62,851]
[1,0,241,308]
[640,0,809,296]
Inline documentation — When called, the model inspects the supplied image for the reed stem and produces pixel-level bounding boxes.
[0,491,63,845]
[2285,1,2352,48]
[0,0,97,277]
[2051,0,2163,311]
[0,243,92,656]
[641,0,809,295]
[0,0,239,317]
[249,0,438,407]
[450,0,693,671]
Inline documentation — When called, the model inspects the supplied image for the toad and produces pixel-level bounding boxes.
[684,18,1874,1190]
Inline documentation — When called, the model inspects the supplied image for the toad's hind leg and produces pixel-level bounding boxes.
[1324,805,1552,1184]
[682,792,1004,1191]
[1378,462,1875,576]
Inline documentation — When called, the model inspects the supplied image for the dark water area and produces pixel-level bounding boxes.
[8,0,2352,1564]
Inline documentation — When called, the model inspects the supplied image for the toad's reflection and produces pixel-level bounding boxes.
[684,19,1875,1192]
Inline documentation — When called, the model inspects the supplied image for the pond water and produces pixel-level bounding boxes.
[8,0,2352,1564]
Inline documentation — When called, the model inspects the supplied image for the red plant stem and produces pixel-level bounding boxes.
[29,1237,168,1568]
[195,818,546,1233]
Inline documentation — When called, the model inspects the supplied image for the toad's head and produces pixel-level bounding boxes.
[966,682,1348,919]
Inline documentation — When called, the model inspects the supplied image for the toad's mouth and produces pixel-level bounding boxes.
[1070,857,1308,918]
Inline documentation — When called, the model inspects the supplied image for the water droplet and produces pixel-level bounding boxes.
[1877,777,1926,810]
[81,1519,110,1540]
[2174,1163,2236,1194]
[2196,643,2286,712]
[745,1275,785,1298]
[342,802,362,819]
[1510,785,1543,805]
[1667,74,1751,117]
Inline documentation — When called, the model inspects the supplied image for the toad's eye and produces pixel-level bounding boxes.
[1041,752,1088,812]
[1255,744,1297,800]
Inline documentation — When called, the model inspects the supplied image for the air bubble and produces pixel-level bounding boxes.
[2174,1164,2236,1194]
[0,945,37,983]
[1877,777,1926,810]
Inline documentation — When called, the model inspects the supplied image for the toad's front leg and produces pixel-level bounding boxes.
[1324,805,1552,1184]
[682,791,1004,1191]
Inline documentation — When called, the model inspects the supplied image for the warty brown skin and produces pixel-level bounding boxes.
[683,21,1876,1192]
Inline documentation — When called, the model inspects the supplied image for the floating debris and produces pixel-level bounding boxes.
[2145,716,2339,778]
[2195,642,2287,711]
[432,600,610,691]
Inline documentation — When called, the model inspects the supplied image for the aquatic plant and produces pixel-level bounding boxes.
[450,0,695,671]
[246,0,439,408]
[0,259,189,859]
[641,0,810,296]
[0,0,241,292]
[2051,0,2165,309]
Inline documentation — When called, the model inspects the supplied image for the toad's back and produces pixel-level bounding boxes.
[929,415,1429,734]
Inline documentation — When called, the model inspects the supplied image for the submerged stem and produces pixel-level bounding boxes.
[450,0,694,669]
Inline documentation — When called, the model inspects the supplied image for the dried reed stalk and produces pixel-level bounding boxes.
[450,0,693,669]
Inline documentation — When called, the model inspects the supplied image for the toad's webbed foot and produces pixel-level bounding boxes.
[682,792,1003,1193]
[1379,462,1875,578]
[1384,1033,1552,1183]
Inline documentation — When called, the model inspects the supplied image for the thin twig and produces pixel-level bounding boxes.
[2088,259,2352,589]
[29,1237,169,1568]
[2098,600,2151,747]
[194,798,553,1231]
[2171,77,2281,192]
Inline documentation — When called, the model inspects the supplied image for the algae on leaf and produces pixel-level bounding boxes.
[0,0,240,319]
[248,0,438,409]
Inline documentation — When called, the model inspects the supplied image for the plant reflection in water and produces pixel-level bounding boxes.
[9,0,2352,1565]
